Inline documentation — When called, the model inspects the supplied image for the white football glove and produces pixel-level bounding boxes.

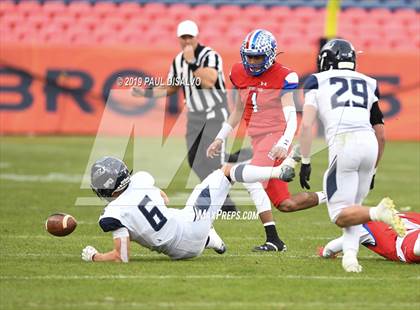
[81,246,98,262]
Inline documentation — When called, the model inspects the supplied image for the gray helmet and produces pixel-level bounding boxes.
[90,156,131,201]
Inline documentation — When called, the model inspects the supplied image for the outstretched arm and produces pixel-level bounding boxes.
[94,236,130,262]
[82,228,131,263]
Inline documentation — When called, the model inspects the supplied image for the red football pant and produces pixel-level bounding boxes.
[250,132,290,207]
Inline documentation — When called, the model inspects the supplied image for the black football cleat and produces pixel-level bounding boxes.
[253,241,287,252]
[214,243,227,254]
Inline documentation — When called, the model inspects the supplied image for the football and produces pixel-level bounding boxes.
[45,213,77,237]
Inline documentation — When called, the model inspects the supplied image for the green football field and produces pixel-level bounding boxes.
[0,136,419,310]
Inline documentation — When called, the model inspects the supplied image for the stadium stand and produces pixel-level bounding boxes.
[0,0,419,50]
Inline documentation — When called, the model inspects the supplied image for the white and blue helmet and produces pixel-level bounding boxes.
[240,29,277,76]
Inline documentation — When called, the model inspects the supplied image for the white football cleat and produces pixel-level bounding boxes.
[375,198,406,237]
[342,251,362,273]
[206,227,226,254]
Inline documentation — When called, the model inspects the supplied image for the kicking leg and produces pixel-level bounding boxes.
[227,144,301,184]
[185,169,232,220]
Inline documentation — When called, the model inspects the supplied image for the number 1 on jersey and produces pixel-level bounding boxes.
[250,91,258,112]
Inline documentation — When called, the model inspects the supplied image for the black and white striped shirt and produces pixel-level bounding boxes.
[168,44,228,115]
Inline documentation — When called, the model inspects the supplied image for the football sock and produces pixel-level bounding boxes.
[341,225,363,272]
[369,206,380,221]
[242,182,271,214]
[264,222,282,243]
[230,164,277,183]
[342,225,361,254]
[316,191,327,205]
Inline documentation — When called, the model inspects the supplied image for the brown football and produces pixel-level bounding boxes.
[45,213,77,237]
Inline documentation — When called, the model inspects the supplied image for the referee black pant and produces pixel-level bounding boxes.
[186,110,236,209]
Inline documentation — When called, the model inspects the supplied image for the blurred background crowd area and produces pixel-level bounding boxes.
[1,0,419,51]
[0,1,419,139]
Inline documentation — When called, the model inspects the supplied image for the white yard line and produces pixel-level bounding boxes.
[22,301,420,309]
[0,173,83,183]
[0,252,392,261]
[1,235,336,240]
[0,162,11,169]
[1,274,418,281]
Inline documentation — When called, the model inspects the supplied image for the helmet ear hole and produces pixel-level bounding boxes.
[90,156,131,202]
[318,39,356,72]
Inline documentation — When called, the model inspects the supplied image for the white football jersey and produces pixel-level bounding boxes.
[98,171,182,256]
[304,69,380,144]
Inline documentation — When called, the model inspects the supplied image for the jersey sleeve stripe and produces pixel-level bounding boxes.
[280,81,298,96]
[99,217,125,232]
[303,74,318,95]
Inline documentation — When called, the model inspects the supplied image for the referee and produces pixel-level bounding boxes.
[132,20,239,211]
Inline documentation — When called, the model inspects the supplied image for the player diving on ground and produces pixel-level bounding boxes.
[319,212,420,264]
[81,155,404,264]
[81,156,294,263]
